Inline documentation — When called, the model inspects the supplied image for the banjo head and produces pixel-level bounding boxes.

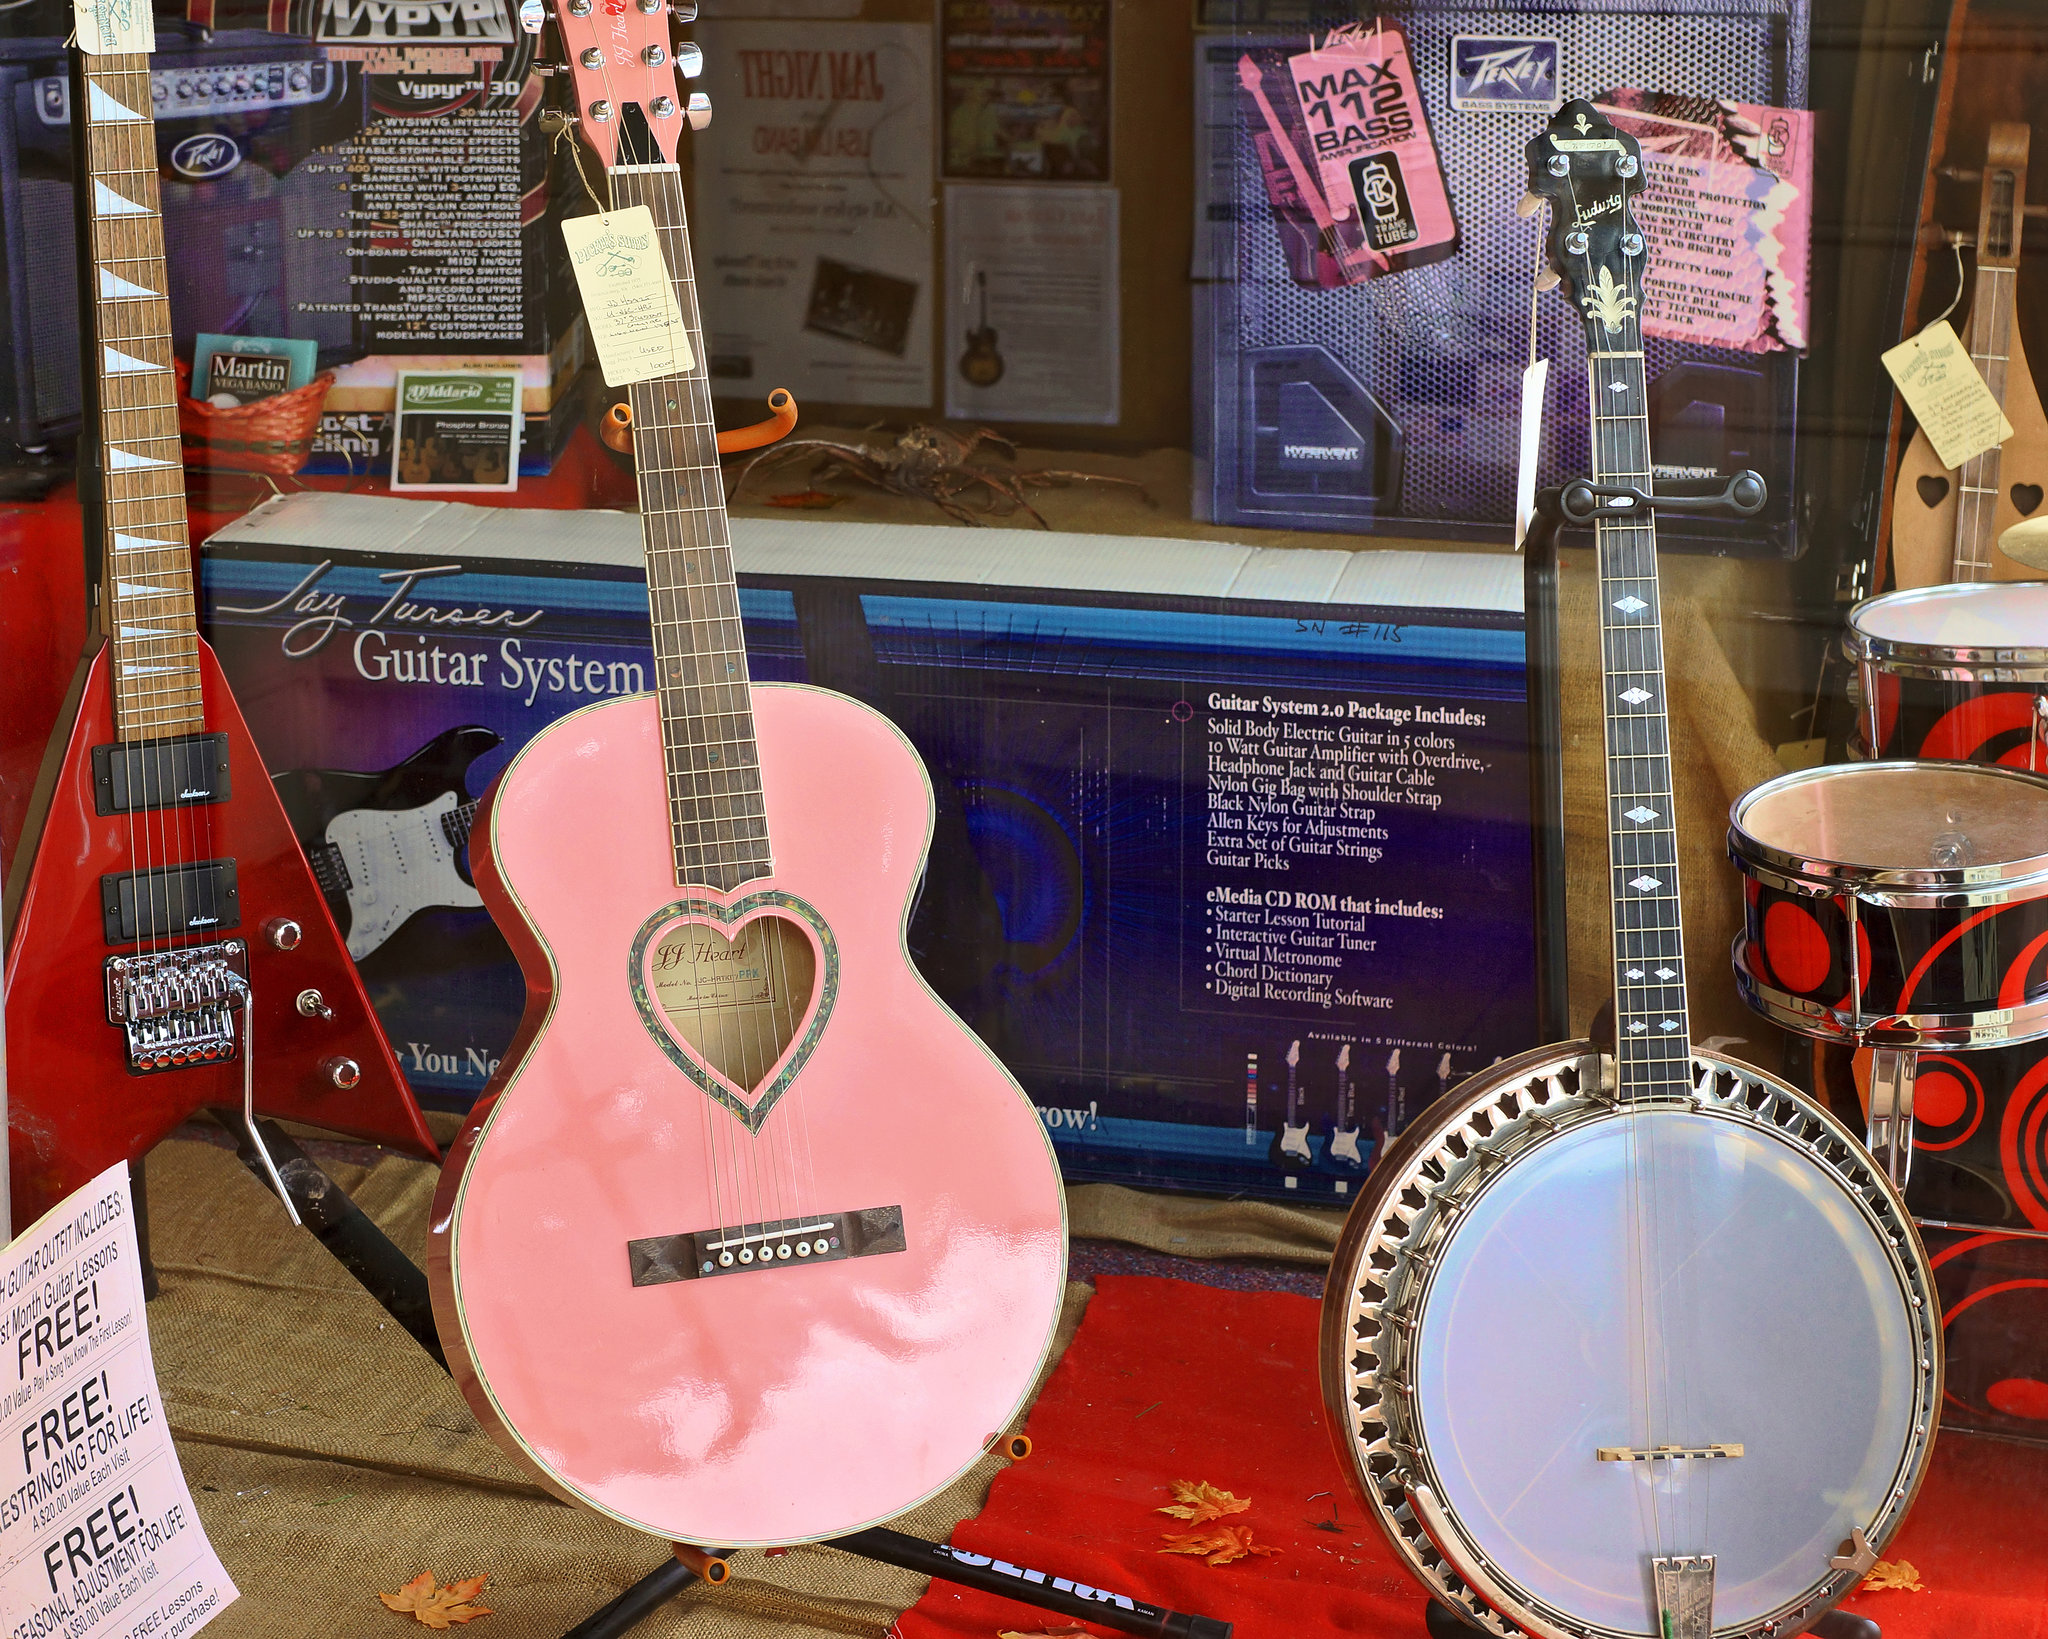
[1320,1044,1940,1639]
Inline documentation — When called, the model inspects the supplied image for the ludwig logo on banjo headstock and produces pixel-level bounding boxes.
[1522,99,1647,340]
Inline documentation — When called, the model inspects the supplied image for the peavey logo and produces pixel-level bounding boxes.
[1448,35,1559,114]
[169,133,239,180]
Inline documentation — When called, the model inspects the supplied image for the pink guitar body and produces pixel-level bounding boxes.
[428,683,1067,1546]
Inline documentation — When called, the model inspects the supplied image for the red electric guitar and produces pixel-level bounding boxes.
[2,50,436,1227]
[427,22,1065,1548]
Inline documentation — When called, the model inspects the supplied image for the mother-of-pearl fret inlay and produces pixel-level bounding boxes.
[78,54,203,743]
[605,162,772,894]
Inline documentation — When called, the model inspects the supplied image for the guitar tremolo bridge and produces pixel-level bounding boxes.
[104,941,248,1073]
[628,1205,905,1287]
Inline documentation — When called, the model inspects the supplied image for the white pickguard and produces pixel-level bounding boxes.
[1278,1121,1313,1163]
[1328,1126,1363,1165]
[327,791,481,958]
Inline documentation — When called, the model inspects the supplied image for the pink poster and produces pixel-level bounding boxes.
[1285,22,1458,276]
[1597,91,1814,354]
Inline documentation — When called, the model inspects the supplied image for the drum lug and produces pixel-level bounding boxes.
[1866,1048,1917,1191]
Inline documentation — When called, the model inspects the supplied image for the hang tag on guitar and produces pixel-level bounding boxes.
[73,0,153,54]
[1513,357,1549,549]
[562,208,696,389]
[1881,319,2013,471]
[1287,23,1458,268]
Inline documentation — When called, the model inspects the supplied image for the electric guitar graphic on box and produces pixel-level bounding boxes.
[272,726,501,960]
[1270,1037,1313,1167]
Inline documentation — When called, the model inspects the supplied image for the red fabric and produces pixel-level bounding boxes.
[898,1274,2048,1639]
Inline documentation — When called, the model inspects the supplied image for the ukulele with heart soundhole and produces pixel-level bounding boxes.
[1893,122,2048,588]
[426,24,1065,1552]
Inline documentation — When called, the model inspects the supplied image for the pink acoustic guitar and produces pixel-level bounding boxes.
[425,25,1067,1549]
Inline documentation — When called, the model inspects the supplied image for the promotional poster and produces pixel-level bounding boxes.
[694,22,936,408]
[940,0,1109,181]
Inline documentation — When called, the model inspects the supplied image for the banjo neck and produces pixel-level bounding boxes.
[1585,319,1693,1097]
[1952,123,2029,582]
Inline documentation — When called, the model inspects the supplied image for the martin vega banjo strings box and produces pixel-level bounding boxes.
[200,493,1536,1201]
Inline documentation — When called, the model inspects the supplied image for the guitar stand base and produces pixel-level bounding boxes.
[562,1526,1231,1639]
[1424,1597,1877,1639]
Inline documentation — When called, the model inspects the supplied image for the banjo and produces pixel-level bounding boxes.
[1319,101,1941,1639]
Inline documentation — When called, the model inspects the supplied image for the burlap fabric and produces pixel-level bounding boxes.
[144,1139,1091,1638]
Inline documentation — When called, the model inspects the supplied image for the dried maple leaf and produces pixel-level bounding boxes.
[1862,1560,1925,1593]
[1156,1480,1252,1525]
[1157,1526,1280,1567]
[380,1572,493,1628]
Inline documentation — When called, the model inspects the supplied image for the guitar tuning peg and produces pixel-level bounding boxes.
[517,0,543,31]
[670,0,698,18]
[674,40,704,78]
[1535,268,1561,292]
[687,90,712,130]
[1516,190,1543,218]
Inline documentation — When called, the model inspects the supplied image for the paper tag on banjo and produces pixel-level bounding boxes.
[1881,319,2013,471]
[73,0,154,55]
[562,208,695,388]
[1513,357,1549,549]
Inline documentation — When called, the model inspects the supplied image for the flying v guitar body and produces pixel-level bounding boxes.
[5,640,438,1224]
[429,683,1067,1547]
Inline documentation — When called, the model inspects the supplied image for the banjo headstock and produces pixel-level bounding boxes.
[532,0,709,169]
[1523,99,1649,349]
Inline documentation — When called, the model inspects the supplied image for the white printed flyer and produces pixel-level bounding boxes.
[0,1165,236,1639]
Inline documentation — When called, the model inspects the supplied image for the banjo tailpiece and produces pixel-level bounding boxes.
[1318,100,1942,1639]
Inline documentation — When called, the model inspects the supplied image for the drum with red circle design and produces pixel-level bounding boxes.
[1847,582,2048,767]
[1728,762,2048,1049]
[1921,1223,2048,1442]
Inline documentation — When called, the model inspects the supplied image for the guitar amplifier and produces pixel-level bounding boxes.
[0,26,363,450]
[1195,0,1812,553]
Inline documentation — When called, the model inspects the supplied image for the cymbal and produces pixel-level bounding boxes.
[2000,514,2048,571]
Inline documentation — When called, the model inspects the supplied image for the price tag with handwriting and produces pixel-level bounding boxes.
[1882,319,2013,471]
[73,0,154,56]
[562,209,695,389]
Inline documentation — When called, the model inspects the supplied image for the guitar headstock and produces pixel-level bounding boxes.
[1522,99,1647,347]
[533,0,709,169]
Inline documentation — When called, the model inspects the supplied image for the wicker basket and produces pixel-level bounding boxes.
[177,358,335,478]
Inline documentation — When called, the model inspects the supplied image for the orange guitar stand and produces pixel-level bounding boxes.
[600,389,799,456]
[562,1528,1232,1639]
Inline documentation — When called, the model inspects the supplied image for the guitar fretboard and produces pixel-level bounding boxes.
[1953,143,2025,582]
[608,164,771,893]
[80,55,201,743]
[1585,312,1693,1100]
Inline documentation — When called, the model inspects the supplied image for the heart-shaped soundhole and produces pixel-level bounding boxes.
[650,914,817,1095]
[2012,483,2043,516]
[1917,475,1950,509]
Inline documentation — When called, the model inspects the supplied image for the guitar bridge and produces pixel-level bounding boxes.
[105,942,248,1074]
[628,1205,905,1287]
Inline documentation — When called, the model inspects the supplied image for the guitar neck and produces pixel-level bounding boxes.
[608,163,770,893]
[1586,315,1693,1098]
[79,53,201,743]
[1953,124,2028,583]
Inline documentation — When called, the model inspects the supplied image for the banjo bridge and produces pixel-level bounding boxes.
[1597,1442,1743,1463]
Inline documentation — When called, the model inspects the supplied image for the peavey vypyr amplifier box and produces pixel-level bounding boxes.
[201,492,1538,1203]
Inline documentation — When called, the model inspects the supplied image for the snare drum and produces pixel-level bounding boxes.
[1729,761,2048,1048]
[1848,581,2048,767]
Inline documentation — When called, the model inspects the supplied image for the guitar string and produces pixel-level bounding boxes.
[607,146,737,1249]
[617,145,802,1242]
[1569,159,1672,1568]
[1957,257,2013,580]
[635,154,823,1235]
